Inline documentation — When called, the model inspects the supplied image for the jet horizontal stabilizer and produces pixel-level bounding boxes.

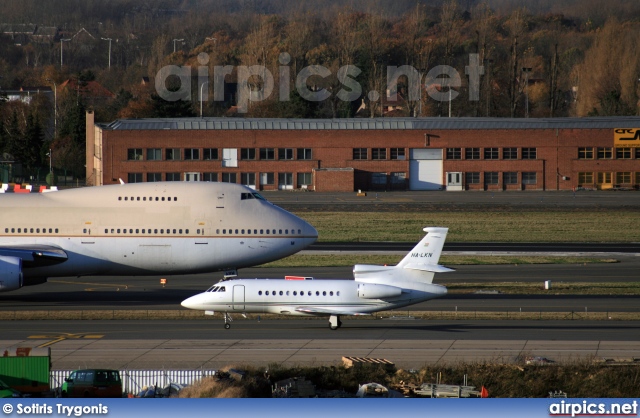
[403,263,455,273]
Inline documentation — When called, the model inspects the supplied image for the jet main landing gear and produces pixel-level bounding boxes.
[329,315,342,330]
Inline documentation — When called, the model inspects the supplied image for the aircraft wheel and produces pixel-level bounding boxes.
[329,324,338,330]
[224,323,231,329]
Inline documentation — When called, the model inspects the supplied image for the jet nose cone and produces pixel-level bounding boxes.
[308,223,318,243]
[181,295,200,310]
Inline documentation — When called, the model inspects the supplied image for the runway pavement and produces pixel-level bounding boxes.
[1,319,639,369]
[1,261,639,312]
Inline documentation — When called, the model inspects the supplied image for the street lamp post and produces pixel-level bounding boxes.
[46,79,57,138]
[200,81,209,118]
[522,67,532,118]
[60,38,71,67]
[173,38,184,53]
[101,37,112,68]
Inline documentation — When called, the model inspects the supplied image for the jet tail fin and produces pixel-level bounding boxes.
[353,227,452,284]
[396,227,448,268]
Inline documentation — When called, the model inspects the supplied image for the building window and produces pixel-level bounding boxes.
[504,172,518,184]
[297,148,312,160]
[147,173,162,182]
[222,173,237,183]
[203,148,218,160]
[578,147,594,159]
[241,172,255,186]
[240,148,256,160]
[203,173,218,182]
[371,172,387,185]
[260,172,274,185]
[598,148,613,159]
[297,172,312,187]
[391,172,406,184]
[578,172,593,185]
[597,172,612,184]
[465,172,480,184]
[278,148,294,160]
[372,148,387,160]
[353,148,368,160]
[522,148,537,159]
[484,148,499,160]
[166,148,180,160]
[166,172,181,181]
[522,172,537,184]
[636,172,640,185]
[127,149,143,161]
[128,173,142,183]
[465,148,480,160]
[147,148,161,161]
[446,148,461,160]
[616,172,631,184]
[184,148,200,160]
[260,148,275,160]
[390,148,405,160]
[636,149,640,159]
[484,172,499,184]
[503,148,518,159]
[616,148,631,159]
[278,172,293,188]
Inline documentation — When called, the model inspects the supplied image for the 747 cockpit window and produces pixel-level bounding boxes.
[241,192,266,201]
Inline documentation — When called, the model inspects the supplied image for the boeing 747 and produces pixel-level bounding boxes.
[181,227,452,329]
[0,182,318,292]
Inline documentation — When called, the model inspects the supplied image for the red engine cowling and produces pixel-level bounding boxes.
[0,256,23,292]
[357,283,402,299]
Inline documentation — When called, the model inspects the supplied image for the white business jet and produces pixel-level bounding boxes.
[0,182,318,292]
[181,227,452,329]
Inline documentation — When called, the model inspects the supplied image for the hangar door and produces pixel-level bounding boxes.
[409,149,443,190]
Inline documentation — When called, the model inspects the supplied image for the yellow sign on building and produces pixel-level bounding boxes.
[614,128,640,147]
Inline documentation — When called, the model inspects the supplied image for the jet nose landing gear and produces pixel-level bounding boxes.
[329,315,342,330]
[224,312,233,329]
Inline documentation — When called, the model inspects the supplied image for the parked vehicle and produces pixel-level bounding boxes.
[60,369,122,398]
[0,377,21,398]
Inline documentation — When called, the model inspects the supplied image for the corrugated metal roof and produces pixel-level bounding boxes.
[99,116,640,131]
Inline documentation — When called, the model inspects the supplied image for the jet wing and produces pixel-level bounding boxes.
[0,245,68,268]
[294,306,371,316]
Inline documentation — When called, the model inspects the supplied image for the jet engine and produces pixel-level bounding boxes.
[0,256,23,292]
[357,283,402,299]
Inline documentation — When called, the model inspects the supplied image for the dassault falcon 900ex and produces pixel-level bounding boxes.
[181,227,452,330]
[0,182,318,293]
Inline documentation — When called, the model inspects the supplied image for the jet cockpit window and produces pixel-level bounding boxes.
[252,193,266,201]
[219,286,226,292]
[207,286,219,292]
[241,192,255,200]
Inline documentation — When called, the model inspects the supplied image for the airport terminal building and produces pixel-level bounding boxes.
[86,112,640,192]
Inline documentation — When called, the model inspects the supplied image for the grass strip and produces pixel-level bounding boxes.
[293,211,640,242]
[260,254,618,268]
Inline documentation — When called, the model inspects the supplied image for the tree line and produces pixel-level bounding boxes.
[1,0,639,181]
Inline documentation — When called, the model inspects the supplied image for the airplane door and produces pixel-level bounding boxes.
[233,285,245,310]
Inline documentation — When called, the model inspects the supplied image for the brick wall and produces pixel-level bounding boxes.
[96,122,640,192]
